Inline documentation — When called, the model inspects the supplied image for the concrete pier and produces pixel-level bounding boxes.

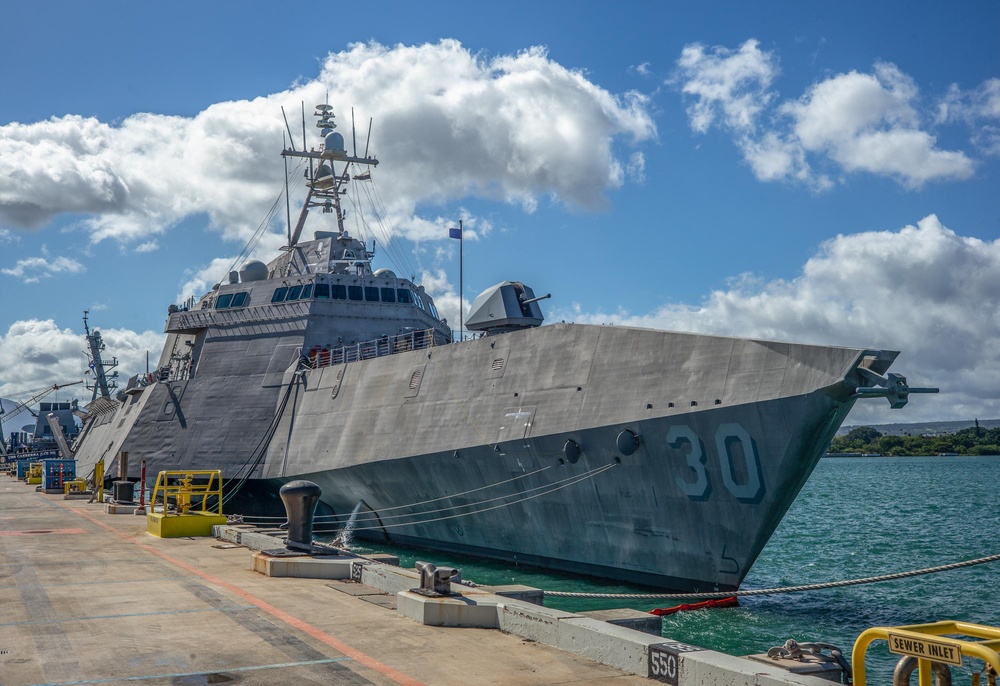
[1,477,836,685]
[0,479,651,685]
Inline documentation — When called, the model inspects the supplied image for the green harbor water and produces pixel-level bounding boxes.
[323,455,1000,683]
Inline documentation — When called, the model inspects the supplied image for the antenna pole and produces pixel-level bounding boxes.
[281,107,296,151]
[459,219,463,343]
[284,133,292,246]
[300,102,307,151]
[302,101,313,195]
[364,117,373,157]
[351,107,358,158]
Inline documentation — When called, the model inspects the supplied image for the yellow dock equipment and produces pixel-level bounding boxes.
[853,620,1000,686]
[147,470,227,538]
[63,478,90,494]
[26,462,43,485]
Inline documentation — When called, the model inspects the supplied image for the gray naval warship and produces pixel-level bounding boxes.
[70,104,935,591]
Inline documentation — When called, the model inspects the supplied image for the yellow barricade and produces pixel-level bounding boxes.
[147,470,226,537]
[853,621,1000,686]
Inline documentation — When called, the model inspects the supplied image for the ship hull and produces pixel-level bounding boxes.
[73,322,878,590]
[278,387,853,591]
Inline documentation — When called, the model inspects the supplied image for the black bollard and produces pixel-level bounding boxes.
[279,480,322,551]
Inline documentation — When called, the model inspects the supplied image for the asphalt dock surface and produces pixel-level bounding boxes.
[1,478,649,685]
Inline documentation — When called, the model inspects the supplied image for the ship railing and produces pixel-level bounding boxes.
[301,328,441,370]
[164,302,310,333]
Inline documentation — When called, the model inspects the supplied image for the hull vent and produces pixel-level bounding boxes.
[405,364,427,398]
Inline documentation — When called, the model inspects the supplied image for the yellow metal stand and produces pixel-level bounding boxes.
[147,470,227,538]
[63,478,89,494]
[26,462,43,485]
[853,621,1000,686]
[94,458,104,502]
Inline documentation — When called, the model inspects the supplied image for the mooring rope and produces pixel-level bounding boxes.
[543,552,1000,600]
[311,462,619,533]
[240,465,554,521]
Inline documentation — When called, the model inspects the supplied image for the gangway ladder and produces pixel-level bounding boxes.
[853,620,1000,686]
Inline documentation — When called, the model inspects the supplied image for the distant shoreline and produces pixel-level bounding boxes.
[836,418,1000,437]
[824,452,998,458]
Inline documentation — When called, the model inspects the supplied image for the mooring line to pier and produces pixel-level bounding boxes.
[317,462,619,533]
[544,552,1000,600]
[240,465,555,522]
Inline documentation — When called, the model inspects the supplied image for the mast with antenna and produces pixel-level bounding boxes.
[282,102,379,248]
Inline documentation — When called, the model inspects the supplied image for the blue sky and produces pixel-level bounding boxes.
[1,1,998,424]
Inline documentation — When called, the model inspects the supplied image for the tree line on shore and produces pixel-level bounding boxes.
[828,421,1000,456]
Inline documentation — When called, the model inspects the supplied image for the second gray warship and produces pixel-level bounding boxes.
[70,104,935,591]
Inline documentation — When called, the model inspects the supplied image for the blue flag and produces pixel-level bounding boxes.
[449,227,462,240]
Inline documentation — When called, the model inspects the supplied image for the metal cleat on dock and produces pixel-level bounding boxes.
[413,561,460,597]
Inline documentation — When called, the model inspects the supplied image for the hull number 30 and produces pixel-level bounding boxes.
[666,423,764,503]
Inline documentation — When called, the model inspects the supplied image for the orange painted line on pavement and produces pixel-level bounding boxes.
[0,527,87,536]
[58,503,426,686]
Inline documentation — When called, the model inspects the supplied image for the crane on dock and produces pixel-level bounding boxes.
[0,381,83,457]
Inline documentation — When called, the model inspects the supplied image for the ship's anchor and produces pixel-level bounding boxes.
[852,368,938,409]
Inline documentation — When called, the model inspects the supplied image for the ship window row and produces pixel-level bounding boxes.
[215,292,249,309]
[270,284,314,303]
[271,283,437,317]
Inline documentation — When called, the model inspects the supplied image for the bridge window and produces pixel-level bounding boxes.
[215,293,234,309]
[380,287,396,303]
[301,284,313,299]
[429,303,440,319]
[365,286,380,302]
[348,285,363,301]
[397,288,412,304]
[271,287,288,303]
[315,283,331,299]
[332,285,347,300]
[287,285,303,300]
[231,292,248,307]
[413,293,425,311]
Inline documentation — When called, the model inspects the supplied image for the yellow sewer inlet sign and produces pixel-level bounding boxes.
[887,633,963,666]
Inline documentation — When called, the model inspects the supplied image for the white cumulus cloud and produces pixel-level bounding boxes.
[556,215,1000,422]
[1,253,85,283]
[0,40,655,252]
[0,319,165,401]
[674,41,978,189]
[937,77,1000,156]
[675,39,778,135]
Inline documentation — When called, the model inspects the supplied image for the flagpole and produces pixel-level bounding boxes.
[459,218,463,343]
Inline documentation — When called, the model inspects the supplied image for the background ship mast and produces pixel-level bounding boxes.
[82,310,118,401]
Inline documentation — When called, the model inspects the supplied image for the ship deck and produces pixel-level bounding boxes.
[0,477,648,685]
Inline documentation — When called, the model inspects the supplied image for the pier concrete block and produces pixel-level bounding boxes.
[559,617,665,675]
[357,561,421,594]
[679,648,834,685]
[581,607,662,635]
[251,552,356,579]
[481,584,544,605]
[496,598,579,643]
[396,590,500,629]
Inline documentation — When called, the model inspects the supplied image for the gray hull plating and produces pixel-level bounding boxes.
[74,322,873,590]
